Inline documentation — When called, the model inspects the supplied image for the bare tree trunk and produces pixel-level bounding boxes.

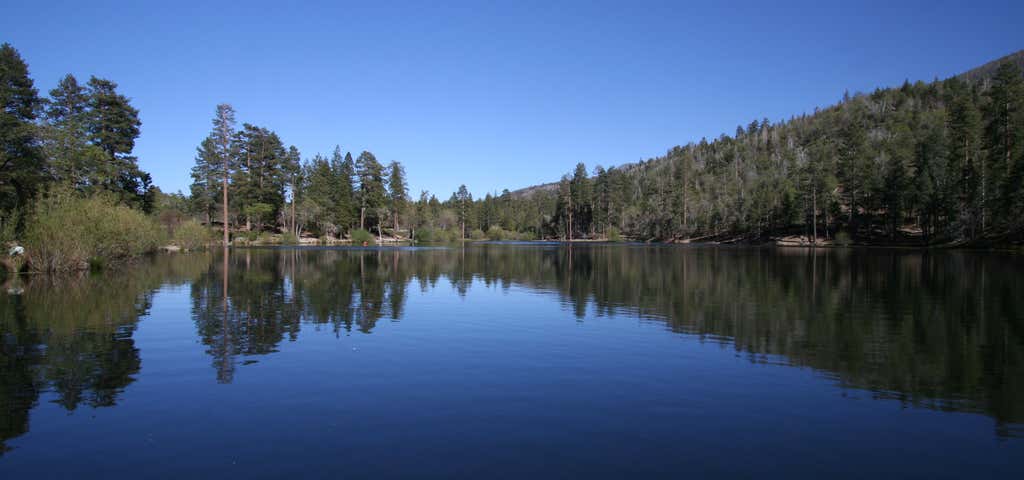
[222,164,229,246]
[812,187,818,245]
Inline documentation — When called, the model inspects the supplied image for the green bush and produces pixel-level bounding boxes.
[280,232,299,245]
[172,220,212,250]
[25,192,165,272]
[350,228,375,245]
[607,226,622,242]
[834,231,852,246]
[470,228,486,240]
[414,227,465,243]
[486,226,505,241]
[413,228,435,243]
[521,230,539,241]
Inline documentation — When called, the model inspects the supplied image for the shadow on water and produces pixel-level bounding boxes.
[1,244,1022,454]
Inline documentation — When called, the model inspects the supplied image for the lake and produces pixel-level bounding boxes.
[1,244,1021,478]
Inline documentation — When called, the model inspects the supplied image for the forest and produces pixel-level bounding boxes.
[2,42,1024,270]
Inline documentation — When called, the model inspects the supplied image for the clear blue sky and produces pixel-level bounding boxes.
[3,0,1022,198]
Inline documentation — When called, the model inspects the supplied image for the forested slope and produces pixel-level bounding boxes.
[496,50,1024,245]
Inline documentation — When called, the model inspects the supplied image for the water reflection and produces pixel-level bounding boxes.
[0,253,211,455]
[0,245,1022,455]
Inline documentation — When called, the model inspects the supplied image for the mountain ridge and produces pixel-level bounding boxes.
[508,49,1024,200]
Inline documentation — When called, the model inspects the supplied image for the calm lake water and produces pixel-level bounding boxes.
[0,244,1021,478]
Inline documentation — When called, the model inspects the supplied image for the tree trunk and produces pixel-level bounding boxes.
[812,187,818,245]
[222,166,229,246]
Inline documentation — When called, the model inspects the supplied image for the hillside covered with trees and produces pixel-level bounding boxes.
[497,50,1024,244]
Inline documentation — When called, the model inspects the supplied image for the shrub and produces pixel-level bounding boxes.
[280,232,299,245]
[834,231,852,246]
[607,226,622,242]
[470,228,486,240]
[506,230,536,241]
[172,220,212,250]
[415,227,463,243]
[486,226,505,241]
[350,228,375,245]
[414,228,436,243]
[25,192,165,272]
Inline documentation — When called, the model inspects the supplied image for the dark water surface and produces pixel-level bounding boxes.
[1,244,1021,478]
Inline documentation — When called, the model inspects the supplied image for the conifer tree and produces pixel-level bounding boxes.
[387,160,408,234]
[0,43,42,215]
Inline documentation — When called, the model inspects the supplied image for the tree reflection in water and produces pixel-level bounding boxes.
[1,244,1022,454]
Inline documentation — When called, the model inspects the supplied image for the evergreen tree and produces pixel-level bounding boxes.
[946,78,983,235]
[85,77,151,208]
[983,62,1024,227]
[303,153,337,235]
[285,145,301,235]
[211,103,236,243]
[330,147,356,233]
[0,43,42,216]
[567,163,588,236]
[387,160,408,234]
[355,151,386,231]
[43,74,106,189]
[189,136,219,223]
[455,184,472,239]
[231,123,287,231]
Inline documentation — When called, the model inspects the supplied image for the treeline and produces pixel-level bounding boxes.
[6,38,1024,249]
[495,54,1024,244]
[189,104,536,242]
[195,52,1024,245]
[189,104,414,241]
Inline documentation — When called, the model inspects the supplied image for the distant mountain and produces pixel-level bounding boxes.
[512,48,1024,200]
[509,50,1024,202]
[497,49,1024,244]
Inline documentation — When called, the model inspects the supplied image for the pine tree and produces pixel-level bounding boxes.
[946,78,982,235]
[570,162,592,237]
[330,147,356,233]
[231,124,287,231]
[983,62,1024,228]
[387,161,408,234]
[0,43,42,215]
[43,74,106,189]
[190,136,219,224]
[211,104,236,244]
[355,151,386,231]
[285,145,301,235]
[85,77,150,208]
[455,184,472,239]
